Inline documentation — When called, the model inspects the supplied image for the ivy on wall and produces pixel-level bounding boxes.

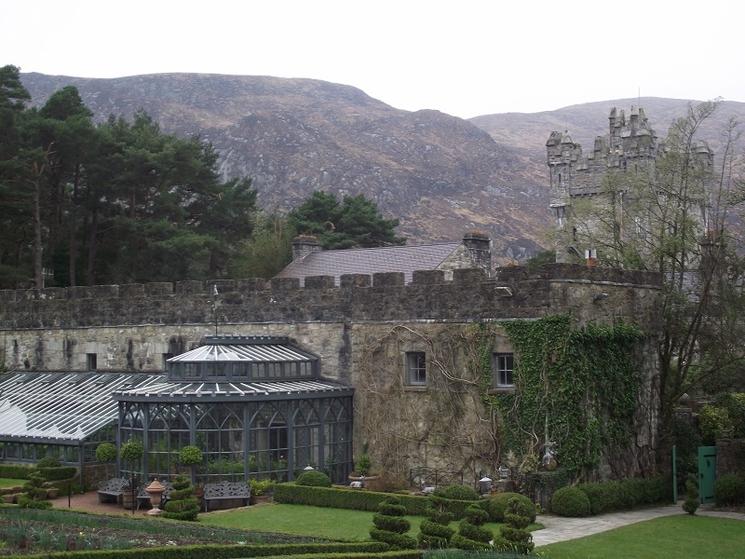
[474,316,644,478]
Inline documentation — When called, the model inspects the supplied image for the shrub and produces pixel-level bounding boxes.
[273,483,474,518]
[18,471,52,509]
[683,476,699,515]
[498,497,534,554]
[551,486,590,517]
[250,478,276,496]
[434,484,479,501]
[96,442,117,463]
[451,504,492,551]
[39,466,77,481]
[296,470,332,487]
[120,439,144,464]
[484,492,536,523]
[0,464,35,479]
[714,474,745,506]
[179,446,204,466]
[356,453,372,476]
[576,477,668,515]
[699,405,734,444]
[370,497,417,550]
[36,456,61,468]
[163,475,199,521]
[418,501,455,550]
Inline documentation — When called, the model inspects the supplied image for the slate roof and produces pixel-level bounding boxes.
[276,242,462,286]
[0,371,160,443]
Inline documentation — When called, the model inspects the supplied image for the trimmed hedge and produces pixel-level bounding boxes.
[295,470,332,487]
[22,542,392,559]
[255,552,422,559]
[714,474,745,506]
[576,476,669,515]
[483,492,536,523]
[550,486,590,517]
[273,483,476,519]
[0,464,35,479]
[39,466,78,481]
[432,485,479,501]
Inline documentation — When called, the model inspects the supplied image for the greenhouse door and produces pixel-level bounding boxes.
[697,446,717,504]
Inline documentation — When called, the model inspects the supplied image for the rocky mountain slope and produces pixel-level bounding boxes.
[21,73,745,261]
[21,73,546,260]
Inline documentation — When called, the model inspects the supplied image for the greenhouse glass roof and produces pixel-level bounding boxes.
[167,336,316,363]
[0,371,160,443]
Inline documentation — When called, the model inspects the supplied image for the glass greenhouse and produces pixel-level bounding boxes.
[113,336,354,483]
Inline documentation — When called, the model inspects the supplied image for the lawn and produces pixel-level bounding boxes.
[0,478,25,488]
[201,503,514,542]
[541,515,745,559]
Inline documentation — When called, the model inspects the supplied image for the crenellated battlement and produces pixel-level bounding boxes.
[0,264,661,332]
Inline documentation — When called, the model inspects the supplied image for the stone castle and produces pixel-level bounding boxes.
[547,106,714,262]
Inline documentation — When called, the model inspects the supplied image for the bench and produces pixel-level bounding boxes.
[97,477,130,504]
[203,481,251,511]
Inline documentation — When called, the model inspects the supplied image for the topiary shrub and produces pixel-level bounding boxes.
[551,486,590,517]
[450,504,492,551]
[484,492,536,523]
[95,442,117,464]
[370,496,417,549]
[714,474,745,507]
[162,475,199,521]
[682,476,699,515]
[418,497,455,549]
[295,470,332,487]
[433,484,479,501]
[17,471,52,509]
[498,496,535,555]
[36,456,61,469]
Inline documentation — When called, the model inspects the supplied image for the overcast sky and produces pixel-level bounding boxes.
[4,0,744,118]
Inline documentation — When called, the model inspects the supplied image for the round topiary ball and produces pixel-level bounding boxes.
[551,486,591,517]
[484,492,536,522]
[295,469,332,487]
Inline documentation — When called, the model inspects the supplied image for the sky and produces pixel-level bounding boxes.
[3,0,744,119]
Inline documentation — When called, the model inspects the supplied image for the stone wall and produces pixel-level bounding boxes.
[0,264,663,480]
[716,438,745,478]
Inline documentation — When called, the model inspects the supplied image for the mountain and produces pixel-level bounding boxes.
[21,73,745,262]
[21,72,547,261]
[470,96,745,183]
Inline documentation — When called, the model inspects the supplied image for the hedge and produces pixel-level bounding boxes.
[39,466,78,481]
[576,476,668,515]
[254,552,422,559]
[23,542,391,559]
[273,484,477,518]
[0,464,36,479]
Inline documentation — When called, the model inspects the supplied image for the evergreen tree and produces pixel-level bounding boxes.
[162,474,199,521]
[288,191,405,249]
[451,504,492,551]
[369,496,417,549]
[499,496,535,554]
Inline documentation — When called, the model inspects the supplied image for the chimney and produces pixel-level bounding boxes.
[292,235,321,260]
[462,231,492,276]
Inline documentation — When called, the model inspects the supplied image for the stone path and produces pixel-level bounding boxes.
[533,504,745,546]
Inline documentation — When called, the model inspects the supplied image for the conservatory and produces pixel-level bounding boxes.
[112,336,354,483]
[0,371,157,480]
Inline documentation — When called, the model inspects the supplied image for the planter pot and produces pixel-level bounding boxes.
[348,474,379,488]
[121,491,136,510]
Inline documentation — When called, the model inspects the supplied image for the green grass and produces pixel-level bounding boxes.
[0,478,25,488]
[201,503,517,542]
[541,515,745,559]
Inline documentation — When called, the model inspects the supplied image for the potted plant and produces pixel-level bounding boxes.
[120,439,143,512]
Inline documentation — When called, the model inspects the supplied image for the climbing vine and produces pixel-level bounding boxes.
[473,316,644,478]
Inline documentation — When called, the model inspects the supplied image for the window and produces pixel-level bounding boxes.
[86,353,97,371]
[406,352,427,386]
[493,353,514,388]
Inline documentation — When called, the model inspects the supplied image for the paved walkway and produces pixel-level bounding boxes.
[533,504,745,546]
[51,490,150,516]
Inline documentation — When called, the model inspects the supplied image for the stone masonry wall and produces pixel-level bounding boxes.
[0,264,663,480]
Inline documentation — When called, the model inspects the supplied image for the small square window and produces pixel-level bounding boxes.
[86,353,97,371]
[406,352,427,386]
[493,353,514,387]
